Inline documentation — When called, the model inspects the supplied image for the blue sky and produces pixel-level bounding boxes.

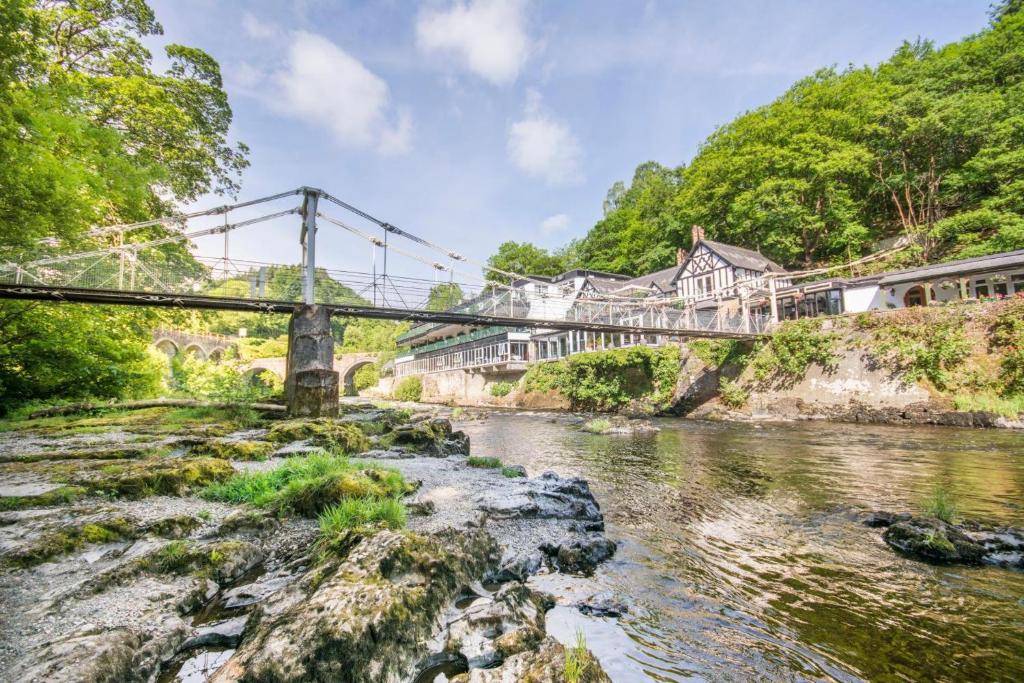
[147,0,992,281]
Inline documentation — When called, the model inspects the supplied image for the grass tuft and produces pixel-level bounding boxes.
[318,497,406,538]
[580,418,611,434]
[925,486,960,524]
[564,629,591,683]
[466,456,502,468]
[501,466,526,478]
[952,392,1024,419]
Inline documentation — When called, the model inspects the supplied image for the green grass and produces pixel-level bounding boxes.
[318,497,406,538]
[580,418,611,434]
[200,453,408,517]
[564,629,591,683]
[501,466,526,478]
[466,456,502,468]
[925,486,960,524]
[952,392,1024,419]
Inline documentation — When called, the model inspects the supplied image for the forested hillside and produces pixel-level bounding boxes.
[489,1,1024,278]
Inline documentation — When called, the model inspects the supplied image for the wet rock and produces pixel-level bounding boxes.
[551,534,617,575]
[477,471,603,522]
[387,418,471,457]
[445,582,548,670]
[209,529,498,682]
[413,651,469,683]
[221,570,298,609]
[484,552,543,584]
[180,615,248,651]
[453,636,610,683]
[576,591,628,617]
[883,518,987,564]
[860,511,912,528]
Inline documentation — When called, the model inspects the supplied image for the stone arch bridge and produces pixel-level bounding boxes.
[246,352,379,396]
[152,328,239,362]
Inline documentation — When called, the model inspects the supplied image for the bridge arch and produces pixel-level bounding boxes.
[342,359,376,396]
[154,338,179,357]
[183,343,207,360]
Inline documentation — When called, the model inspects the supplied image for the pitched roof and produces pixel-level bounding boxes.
[877,249,1024,285]
[700,239,786,273]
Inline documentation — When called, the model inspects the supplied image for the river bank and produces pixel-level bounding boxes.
[0,403,616,682]
[379,299,1024,431]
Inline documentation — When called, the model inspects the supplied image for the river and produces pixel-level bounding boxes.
[457,413,1024,682]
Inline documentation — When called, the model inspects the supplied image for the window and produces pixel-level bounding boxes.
[1013,274,1024,293]
[535,284,548,297]
[974,279,989,298]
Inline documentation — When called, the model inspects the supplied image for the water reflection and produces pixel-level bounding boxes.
[461,415,1024,682]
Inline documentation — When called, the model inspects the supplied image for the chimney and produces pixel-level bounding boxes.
[676,247,686,266]
[691,224,705,245]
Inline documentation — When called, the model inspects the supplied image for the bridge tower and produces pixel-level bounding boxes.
[285,188,339,417]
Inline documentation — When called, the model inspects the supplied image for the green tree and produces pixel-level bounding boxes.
[425,282,464,311]
[485,241,567,282]
[0,0,248,412]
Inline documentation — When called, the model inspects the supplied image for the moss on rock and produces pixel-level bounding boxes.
[266,419,369,454]
[81,457,234,498]
[188,440,275,461]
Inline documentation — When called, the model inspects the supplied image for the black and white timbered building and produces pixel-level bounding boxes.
[671,225,790,302]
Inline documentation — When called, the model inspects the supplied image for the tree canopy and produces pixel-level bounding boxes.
[0,0,248,413]
[496,2,1024,277]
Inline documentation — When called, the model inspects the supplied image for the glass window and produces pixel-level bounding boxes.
[995,282,1008,296]
[1013,274,1024,293]
[975,284,989,298]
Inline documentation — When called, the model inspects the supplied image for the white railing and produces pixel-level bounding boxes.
[394,340,530,378]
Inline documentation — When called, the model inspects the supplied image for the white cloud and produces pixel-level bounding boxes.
[416,0,531,84]
[269,32,411,155]
[242,12,276,40]
[507,90,581,185]
[540,213,570,235]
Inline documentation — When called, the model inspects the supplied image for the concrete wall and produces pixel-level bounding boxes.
[419,369,527,406]
[843,285,881,313]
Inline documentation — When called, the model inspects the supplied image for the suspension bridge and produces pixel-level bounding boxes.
[0,186,769,339]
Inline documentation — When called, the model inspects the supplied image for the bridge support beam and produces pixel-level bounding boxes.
[285,305,338,417]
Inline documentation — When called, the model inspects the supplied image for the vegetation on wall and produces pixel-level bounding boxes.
[487,2,1024,278]
[749,319,839,387]
[522,346,680,412]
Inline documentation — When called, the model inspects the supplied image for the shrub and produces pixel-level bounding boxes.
[688,339,751,369]
[393,376,423,402]
[172,355,280,403]
[521,346,680,412]
[489,381,515,397]
[352,364,380,392]
[856,307,971,390]
[466,456,502,468]
[988,298,1024,396]
[718,378,748,408]
[751,319,837,387]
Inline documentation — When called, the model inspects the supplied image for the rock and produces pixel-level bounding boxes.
[179,615,248,651]
[387,418,471,457]
[407,499,436,516]
[413,651,469,682]
[445,581,549,670]
[484,552,543,584]
[860,511,912,528]
[221,570,298,609]
[883,518,987,564]
[477,471,603,522]
[502,464,527,477]
[209,530,498,683]
[553,534,617,575]
[577,592,628,617]
[459,636,610,682]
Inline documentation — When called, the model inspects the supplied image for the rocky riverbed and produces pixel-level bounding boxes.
[0,403,615,682]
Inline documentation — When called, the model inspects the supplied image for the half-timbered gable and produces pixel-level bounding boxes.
[671,227,786,302]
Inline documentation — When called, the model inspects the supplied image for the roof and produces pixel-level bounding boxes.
[671,239,786,283]
[877,249,1024,285]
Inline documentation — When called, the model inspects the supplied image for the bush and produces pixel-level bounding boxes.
[172,355,280,403]
[751,319,837,386]
[393,376,423,402]
[489,381,515,397]
[718,378,748,408]
[688,340,751,369]
[856,308,971,390]
[353,364,380,392]
[522,346,680,412]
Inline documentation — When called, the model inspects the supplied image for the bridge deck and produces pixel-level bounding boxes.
[0,283,762,340]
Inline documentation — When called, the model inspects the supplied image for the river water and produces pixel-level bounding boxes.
[457,413,1024,682]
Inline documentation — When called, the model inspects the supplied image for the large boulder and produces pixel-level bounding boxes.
[477,472,603,522]
[210,529,498,682]
[385,417,470,456]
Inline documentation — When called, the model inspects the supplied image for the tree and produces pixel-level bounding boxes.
[0,1,248,413]
[426,282,464,311]
[485,241,567,283]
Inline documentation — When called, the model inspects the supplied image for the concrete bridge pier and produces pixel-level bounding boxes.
[285,305,339,417]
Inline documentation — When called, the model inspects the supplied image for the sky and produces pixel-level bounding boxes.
[146,0,993,283]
